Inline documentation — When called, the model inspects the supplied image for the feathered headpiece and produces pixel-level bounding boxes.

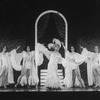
[52,38,61,48]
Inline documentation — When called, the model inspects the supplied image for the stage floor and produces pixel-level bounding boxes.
[0,86,99,92]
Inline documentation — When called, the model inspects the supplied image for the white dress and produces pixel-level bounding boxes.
[45,52,62,88]
[62,51,86,88]
[0,53,9,86]
[6,53,14,84]
[24,53,32,69]
[35,43,63,88]
[92,53,100,69]
[28,51,39,86]
[92,53,100,86]
[20,51,31,86]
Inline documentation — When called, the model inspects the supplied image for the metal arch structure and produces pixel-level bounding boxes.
[35,10,68,80]
[35,10,68,55]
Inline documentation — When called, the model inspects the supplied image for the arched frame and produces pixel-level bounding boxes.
[35,10,68,78]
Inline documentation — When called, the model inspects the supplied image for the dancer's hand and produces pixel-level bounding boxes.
[16,45,21,50]
[80,46,84,49]
[61,42,64,47]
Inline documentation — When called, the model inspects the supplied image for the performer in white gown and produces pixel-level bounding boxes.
[15,46,33,87]
[28,50,39,87]
[62,43,85,88]
[92,46,100,87]
[6,51,14,85]
[81,46,100,87]
[0,46,9,88]
[36,38,63,90]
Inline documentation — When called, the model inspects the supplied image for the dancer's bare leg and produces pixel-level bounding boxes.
[94,69,99,87]
[1,67,8,88]
[75,68,85,88]
[96,67,100,76]
[15,68,27,87]
[72,70,76,87]
[26,69,30,88]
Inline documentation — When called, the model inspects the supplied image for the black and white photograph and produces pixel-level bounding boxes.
[1,1,100,98]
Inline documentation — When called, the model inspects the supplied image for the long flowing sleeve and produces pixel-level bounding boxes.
[10,49,22,71]
[74,53,87,65]
[7,53,14,84]
[15,53,23,70]
[81,48,94,59]
[35,43,51,66]
[61,58,67,68]
[35,50,44,66]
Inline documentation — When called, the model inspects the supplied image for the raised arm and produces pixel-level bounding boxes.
[61,42,69,53]
[16,45,21,51]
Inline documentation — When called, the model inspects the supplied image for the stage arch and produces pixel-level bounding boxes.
[35,10,68,85]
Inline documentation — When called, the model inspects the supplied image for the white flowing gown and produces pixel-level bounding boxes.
[0,53,9,86]
[62,51,87,88]
[36,43,63,88]
[28,51,39,86]
[45,52,62,88]
[6,53,14,84]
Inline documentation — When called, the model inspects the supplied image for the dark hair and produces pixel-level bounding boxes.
[71,46,74,48]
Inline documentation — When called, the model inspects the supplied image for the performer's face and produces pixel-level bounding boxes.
[94,46,99,53]
[71,46,75,52]
[54,44,59,51]
[3,47,6,53]
[27,46,30,52]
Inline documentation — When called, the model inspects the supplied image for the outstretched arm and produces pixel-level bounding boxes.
[80,46,84,49]
[36,43,51,60]
[61,42,67,52]
[16,46,21,51]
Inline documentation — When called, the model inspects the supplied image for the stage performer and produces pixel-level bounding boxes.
[15,46,32,87]
[28,50,39,87]
[81,46,100,87]
[36,38,63,90]
[62,43,85,88]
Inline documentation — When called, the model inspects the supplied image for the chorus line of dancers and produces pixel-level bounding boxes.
[0,38,100,90]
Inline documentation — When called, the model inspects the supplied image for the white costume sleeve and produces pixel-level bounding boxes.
[36,43,51,59]
[81,48,94,59]
[35,43,51,66]
[99,53,100,66]
[61,58,67,68]
[74,53,87,65]
[35,50,44,66]
[15,53,23,70]
[10,49,22,71]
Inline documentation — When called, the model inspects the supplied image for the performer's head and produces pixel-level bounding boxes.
[27,46,30,52]
[71,46,75,52]
[52,38,61,51]
[3,46,6,53]
[94,46,99,53]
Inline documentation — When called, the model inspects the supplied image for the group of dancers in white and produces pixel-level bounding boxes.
[0,45,39,88]
[0,38,100,90]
